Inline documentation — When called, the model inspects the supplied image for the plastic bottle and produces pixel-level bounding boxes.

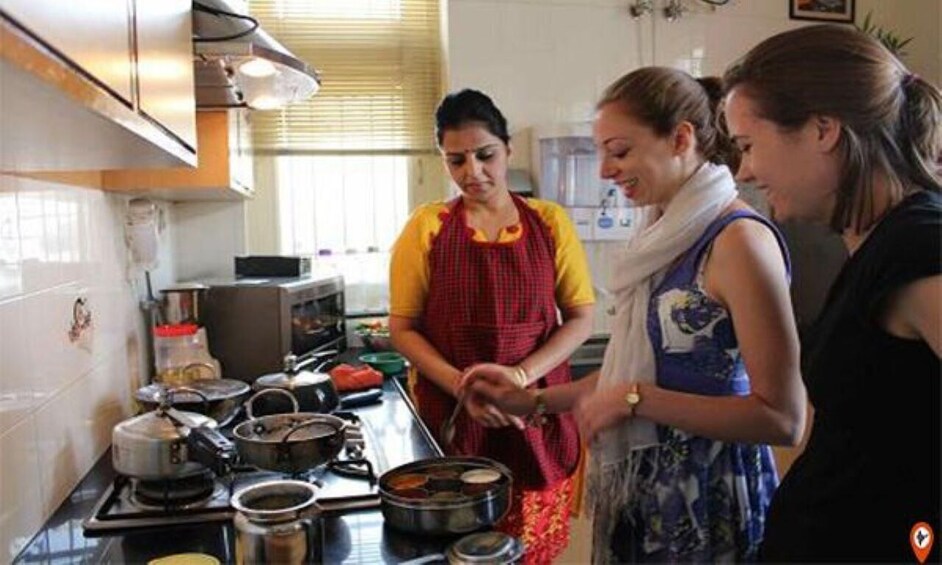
[153,324,219,385]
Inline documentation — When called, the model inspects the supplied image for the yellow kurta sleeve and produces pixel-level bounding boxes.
[389,202,448,318]
[526,198,596,309]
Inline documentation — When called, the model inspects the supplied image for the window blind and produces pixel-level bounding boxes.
[248,0,444,155]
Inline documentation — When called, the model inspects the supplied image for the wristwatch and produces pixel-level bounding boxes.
[624,383,641,418]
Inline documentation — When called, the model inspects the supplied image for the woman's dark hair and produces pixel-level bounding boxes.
[597,67,739,171]
[435,89,510,147]
[723,24,942,233]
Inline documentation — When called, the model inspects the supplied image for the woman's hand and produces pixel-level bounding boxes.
[457,364,529,428]
[461,389,526,429]
[461,370,537,417]
[574,384,633,443]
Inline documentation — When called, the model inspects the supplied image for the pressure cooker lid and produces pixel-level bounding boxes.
[447,531,524,564]
[118,410,216,441]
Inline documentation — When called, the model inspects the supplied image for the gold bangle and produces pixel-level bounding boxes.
[513,365,529,388]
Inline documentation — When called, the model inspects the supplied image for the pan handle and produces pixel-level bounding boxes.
[244,388,300,420]
[281,417,345,445]
[295,349,339,372]
[398,554,446,565]
[164,386,210,412]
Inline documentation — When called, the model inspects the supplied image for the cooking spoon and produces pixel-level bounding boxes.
[440,397,463,447]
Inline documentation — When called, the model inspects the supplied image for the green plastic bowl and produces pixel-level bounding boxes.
[358,352,406,376]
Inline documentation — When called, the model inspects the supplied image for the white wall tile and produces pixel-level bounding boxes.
[33,374,84,516]
[0,176,168,556]
[20,284,94,401]
[0,183,23,301]
[0,298,37,434]
[0,417,43,562]
[15,180,70,293]
[28,322,136,519]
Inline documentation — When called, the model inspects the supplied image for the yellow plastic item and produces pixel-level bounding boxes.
[148,553,220,565]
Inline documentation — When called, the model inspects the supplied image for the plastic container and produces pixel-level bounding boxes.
[153,324,220,386]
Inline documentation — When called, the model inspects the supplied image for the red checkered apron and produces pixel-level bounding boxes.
[416,195,580,489]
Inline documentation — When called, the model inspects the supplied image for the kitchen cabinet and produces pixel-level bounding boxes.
[1,0,133,103]
[102,111,254,201]
[0,0,197,171]
[135,0,198,151]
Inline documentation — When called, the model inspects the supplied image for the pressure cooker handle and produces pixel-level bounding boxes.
[164,407,236,476]
[186,425,236,476]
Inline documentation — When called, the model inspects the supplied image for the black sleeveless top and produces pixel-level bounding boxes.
[761,191,941,562]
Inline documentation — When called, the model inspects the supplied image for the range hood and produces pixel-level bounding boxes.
[192,0,319,109]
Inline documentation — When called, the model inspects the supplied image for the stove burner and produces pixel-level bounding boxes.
[131,471,218,509]
[85,405,386,535]
[328,457,376,483]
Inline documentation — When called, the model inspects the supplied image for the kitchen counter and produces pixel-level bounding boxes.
[14,370,459,564]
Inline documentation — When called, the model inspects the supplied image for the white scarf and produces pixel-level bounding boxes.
[595,160,737,464]
[587,162,737,562]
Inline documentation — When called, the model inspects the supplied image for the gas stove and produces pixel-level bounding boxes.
[83,411,388,535]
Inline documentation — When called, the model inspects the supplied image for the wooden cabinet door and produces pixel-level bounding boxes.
[1,0,133,103]
[134,0,197,151]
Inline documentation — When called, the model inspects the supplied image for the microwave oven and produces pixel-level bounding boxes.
[202,274,345,382]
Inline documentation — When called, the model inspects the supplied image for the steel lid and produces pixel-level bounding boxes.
[254,368,331,389]
[136,380,250,404]
[448,531,524,564]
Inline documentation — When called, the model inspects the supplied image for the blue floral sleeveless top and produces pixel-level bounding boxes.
[611,211,789,562]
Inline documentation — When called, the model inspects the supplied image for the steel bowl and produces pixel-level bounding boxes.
[379,456,512,536]
[233,393,347,474]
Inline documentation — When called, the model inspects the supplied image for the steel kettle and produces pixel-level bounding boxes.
[159,283,208,325]
[231,480,323,565]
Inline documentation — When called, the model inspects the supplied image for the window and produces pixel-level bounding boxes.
[277,155,409,257]
[275,154,409,314]
[249,0,443,153]
[249,0,443,313]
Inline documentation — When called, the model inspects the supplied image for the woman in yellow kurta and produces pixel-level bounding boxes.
[389,89,595,563]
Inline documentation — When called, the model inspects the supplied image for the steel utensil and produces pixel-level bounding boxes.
[440,397,463,447]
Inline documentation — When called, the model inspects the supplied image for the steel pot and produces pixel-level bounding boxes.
[233,389,348,474]
[252,352,340,416]
[379,457,513,536]
[160,283,208,325]
[135,379,250,427]
[112,407,219,480]
[231,480,322,565]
